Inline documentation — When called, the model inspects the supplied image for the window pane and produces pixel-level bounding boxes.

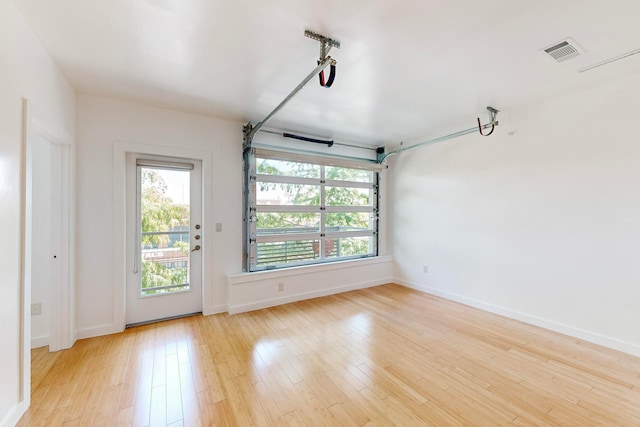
[141,249,189,293]
[325,212,373,231]
[326,166,373,183]
[325,187,372,206]
[257,240,320,266]
[249,153,379,271]
[257,183,320,206]
[324,236,373,259]
[256,213,320,234]
[140,167,190,295]
[257,158,320,178]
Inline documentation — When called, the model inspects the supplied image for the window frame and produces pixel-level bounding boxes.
[244,148,380,271]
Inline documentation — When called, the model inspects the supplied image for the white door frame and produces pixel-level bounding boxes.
[20,99,75,412]
[23,102,75,352]
[113,142,213,331]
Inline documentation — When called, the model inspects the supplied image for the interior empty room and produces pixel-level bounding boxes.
[2,0,640,425]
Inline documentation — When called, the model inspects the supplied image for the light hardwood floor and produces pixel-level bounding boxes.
[18,284,640,426]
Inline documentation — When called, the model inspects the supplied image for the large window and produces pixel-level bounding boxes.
[245,151,379,271]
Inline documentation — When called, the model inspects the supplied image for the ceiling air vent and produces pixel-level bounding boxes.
[544,38,583,62]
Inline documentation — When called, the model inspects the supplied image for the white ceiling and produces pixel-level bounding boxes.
[15,0,640,146]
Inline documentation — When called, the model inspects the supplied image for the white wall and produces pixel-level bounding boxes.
[76,94,394,336]
[390,73,640,356]
[75,94,242,337]
[0,0,75,425]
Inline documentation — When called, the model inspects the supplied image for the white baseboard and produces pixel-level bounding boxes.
[396,279,640,358]
[229,277,394,315]
[31,335,49,349]
[76,306,228,338]
[203,304,228,316]
[73,304,246,339]
[1,400,28,427]
[76,324,123,340]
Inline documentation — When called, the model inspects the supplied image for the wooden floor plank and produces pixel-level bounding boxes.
[18,284,640,426]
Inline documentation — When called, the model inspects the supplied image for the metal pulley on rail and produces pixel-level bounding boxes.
[305,30,340,88]
[378,107,501,163]
[317,59,337,88]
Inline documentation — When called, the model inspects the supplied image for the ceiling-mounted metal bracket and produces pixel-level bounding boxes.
[486,106,499,124]
[306,30,340,88]
[305,30,340,61]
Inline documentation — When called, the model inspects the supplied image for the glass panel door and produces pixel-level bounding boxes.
[139,167,191,295]
[126,155,202,326]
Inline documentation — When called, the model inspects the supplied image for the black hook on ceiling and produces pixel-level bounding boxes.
[477,106,500,136]
[477,117,495,136]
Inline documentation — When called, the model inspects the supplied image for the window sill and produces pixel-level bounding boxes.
[228,255,393,285]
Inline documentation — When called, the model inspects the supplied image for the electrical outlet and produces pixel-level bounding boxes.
[31,303,42,316]
[423,265,429,273]
[215,223,222,232]
[278,282,284,292]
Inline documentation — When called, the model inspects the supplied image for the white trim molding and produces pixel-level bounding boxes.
[229,277,393,314]
[228,255,394,314]
[228,255,393,284]
[396,279,640,358]
[30,335,49,349]
[0,400,29,427]
[112,141,215,332]
[76,324,124,340]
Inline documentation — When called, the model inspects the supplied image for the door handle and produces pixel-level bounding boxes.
[191,245,201,252]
